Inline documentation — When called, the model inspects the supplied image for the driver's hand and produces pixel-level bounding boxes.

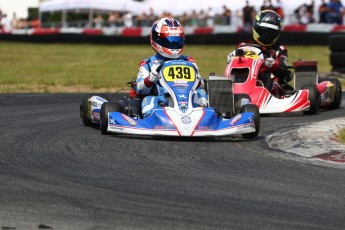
[265,57,275,69]
[149,64,161,82]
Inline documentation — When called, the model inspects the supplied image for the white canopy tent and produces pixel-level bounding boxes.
[39,0,145,27]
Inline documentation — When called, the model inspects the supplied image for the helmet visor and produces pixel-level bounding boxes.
[256,26,280,45]
[154,34,184,49]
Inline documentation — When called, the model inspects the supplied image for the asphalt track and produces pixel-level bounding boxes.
[0,93,344,230]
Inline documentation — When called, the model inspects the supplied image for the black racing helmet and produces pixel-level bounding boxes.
[253,10,283,46]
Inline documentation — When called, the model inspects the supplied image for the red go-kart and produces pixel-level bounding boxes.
[224,44,342,114]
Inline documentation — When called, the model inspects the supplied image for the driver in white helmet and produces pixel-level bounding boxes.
[136,17,207,118]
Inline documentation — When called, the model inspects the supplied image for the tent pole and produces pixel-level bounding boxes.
[88,9,94,28]
[62,10,67,28]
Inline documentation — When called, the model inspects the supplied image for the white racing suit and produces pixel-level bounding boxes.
[136,53,208,118]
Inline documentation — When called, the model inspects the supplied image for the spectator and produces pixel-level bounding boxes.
[108,12,122,28]
[319,0,329,23]
[147,8,156,26]
[222,5,232,25]
[190,10,198,27]
[198,9,207,27]
[206,7,215,27]
[295,3,315,24]
[0,14,12,32]
[180,12,190,27]
[136,12,149,27]
[275,0,285,20]
[11,12,19,29]
[94,14,104,28]
[123,11,133,27]
[261,0,275,11]
[327,0,344,24]
[242,0,256,32]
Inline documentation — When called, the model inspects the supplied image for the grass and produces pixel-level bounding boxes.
[339,128,345,144]
[0,42,343,93]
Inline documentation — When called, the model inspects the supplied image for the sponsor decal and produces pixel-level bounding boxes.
[178,94,187,100]
[92,101,97,107]
[181,116,192,124]
[92,110,100,120]
[120,114,138,126]
[241,98,251,106]
[230,114,242,125]
[179,105,188,113]
[198,126,210,130]
[109,118,116,125]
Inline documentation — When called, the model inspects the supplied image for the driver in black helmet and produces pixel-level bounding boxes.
[227,10,293,93]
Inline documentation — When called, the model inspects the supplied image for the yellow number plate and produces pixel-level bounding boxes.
[243,50,259,60]
[163,65,195,82]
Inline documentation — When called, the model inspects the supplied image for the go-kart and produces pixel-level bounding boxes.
[224,44,342,114]
[80,60,260,138]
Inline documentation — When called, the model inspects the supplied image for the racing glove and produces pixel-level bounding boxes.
[264,57,275,69]
[149,64,162,82]
[144,64,161,87]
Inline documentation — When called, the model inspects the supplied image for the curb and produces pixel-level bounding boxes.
[267,117,345,164]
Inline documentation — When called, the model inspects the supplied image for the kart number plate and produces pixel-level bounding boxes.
[243,50,259,60]
[163,65,195,82]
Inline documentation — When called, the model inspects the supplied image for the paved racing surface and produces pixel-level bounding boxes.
[0,93,344,230]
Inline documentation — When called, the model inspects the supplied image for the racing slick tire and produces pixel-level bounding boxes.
[329,34,345,52]
[319,78,342,109]
[80,94,92,126]
[234,94,251,115]
[100,102,118,135]
[330,52,345,68]
[241,104,260,139]
[302,84,320,115]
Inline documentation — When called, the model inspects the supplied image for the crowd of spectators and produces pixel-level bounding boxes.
[1,0,345,32]
[88,0,344,29]
[0,9,39,32]
[294,0,344,24]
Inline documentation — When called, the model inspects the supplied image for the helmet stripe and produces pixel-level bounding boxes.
[258,22,279,30]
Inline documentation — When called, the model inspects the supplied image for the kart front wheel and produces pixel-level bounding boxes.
[80,94,92,126]
[100,102,118,135]
[302,84,319,115]
[241,104,260,139]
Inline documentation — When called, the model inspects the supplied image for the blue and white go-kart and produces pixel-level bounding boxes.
[80,60,260,138]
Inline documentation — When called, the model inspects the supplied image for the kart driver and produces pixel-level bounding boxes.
[136,17,207,118]
[227,10,293,92]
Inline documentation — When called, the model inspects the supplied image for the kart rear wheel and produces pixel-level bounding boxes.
[302,84,319,115]
[319,78,342,109]
[100,102,118,135]
[80,94,92,126]
[241,104,260,139]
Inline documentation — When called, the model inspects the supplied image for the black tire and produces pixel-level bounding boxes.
[234,94,251,115]
[241,104,260,139]
[302,84,319,115]
[330,52,345,68]
[80,94,92,126]
[100,102,118,135]
[319,78,342,109]
[329,34,345,52]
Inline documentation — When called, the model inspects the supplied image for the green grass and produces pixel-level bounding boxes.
[339,128,345,144]
[0,42,342,93]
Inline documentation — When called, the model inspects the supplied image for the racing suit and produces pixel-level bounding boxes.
[227,41,293,92]
[136,53,208,118]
